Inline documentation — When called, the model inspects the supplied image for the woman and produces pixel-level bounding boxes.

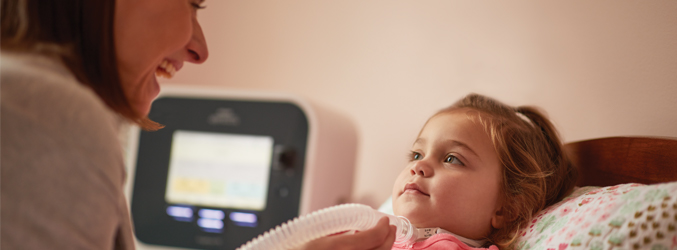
[1,0,393,249]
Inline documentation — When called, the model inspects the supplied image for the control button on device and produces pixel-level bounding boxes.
[230,212,258,227]
[167,206,194,222]
[278,186,290,198]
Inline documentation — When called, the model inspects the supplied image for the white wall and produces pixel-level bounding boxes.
[164,0,677,207]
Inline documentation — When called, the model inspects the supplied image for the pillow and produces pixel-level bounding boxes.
[377,181,677,250]
[378,196,394,215]
[516,182,677,250]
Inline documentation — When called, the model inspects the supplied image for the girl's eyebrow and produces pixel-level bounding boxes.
[413,138,479,158]
[446,140,479,158]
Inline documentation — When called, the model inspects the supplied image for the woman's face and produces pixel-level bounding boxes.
[114,0,209,115]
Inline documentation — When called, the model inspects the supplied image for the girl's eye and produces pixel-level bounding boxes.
[410,151,422,161]
[444,155,464,165]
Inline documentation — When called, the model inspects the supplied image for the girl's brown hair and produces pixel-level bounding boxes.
[440,93,578,249]
[1,0,162,130]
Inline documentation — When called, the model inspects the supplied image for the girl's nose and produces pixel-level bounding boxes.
[410,161,433,177]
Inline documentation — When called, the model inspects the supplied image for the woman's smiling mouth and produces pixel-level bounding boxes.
[156,59,177,78]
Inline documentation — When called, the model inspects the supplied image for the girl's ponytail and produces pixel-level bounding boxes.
[515,106,578,206]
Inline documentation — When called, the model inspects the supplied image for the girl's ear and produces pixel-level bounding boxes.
[491,207,506,229]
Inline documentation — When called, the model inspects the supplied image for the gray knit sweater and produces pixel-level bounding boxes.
[1,51,136,250]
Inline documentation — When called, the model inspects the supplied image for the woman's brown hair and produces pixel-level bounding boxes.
[438,93,578,249]
[1,0,162,130]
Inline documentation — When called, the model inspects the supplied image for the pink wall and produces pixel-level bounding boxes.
[164,1,677,207]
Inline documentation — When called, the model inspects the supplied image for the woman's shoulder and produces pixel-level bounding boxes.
[1,51,122,156]
[1,50,126,183]
[1,51,119,129]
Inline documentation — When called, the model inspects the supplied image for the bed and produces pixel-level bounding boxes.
[567,136,677,187]
[514,136,677,250]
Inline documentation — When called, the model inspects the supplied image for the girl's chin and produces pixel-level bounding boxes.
[393,207,422,221]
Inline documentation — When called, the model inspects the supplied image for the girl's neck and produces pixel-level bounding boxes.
[416,227,488,247]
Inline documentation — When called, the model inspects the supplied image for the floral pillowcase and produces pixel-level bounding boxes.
[515,182,677,250]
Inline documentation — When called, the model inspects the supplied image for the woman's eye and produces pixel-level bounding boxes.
[444,155,463,165]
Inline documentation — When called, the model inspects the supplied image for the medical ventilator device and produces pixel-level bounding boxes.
[124,85,357,249]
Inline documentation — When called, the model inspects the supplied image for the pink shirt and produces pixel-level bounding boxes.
[392,234,498,250]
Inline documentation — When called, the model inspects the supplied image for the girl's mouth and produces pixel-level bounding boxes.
[403,183,430,196]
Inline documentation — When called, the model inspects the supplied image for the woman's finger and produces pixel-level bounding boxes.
[372,224,396,250]
[337,216,393,249]
[293,216,395,250]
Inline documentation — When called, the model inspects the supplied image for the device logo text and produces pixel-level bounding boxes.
[208,108,240,126]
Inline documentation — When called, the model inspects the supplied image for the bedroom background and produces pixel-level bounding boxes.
[162,0,677,208]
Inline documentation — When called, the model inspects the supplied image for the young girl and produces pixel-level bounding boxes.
[390,93,578,249]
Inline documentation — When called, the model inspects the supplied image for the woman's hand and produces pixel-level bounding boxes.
[294,216,396,250]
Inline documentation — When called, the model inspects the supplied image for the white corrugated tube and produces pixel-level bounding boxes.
[236,203,416,250]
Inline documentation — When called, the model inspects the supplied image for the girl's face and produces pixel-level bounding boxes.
[392,109,505,240]
[114,0,209,115]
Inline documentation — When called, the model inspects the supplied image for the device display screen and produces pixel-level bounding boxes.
[165,130,274,211]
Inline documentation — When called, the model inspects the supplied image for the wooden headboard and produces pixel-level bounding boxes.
[565,136,677,187]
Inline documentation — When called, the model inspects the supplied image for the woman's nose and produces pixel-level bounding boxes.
[410,161,433,177]
[185,19,209,64]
